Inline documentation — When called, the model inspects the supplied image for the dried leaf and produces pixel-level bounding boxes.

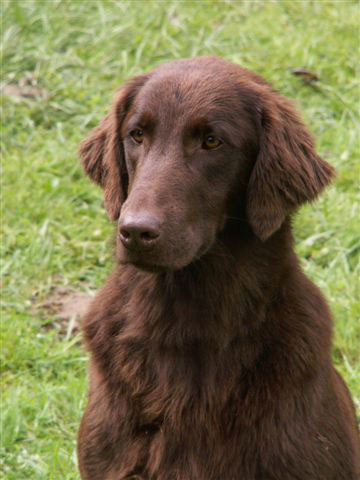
[291,69,319,83]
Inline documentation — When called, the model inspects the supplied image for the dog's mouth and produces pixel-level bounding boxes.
[118,252,191,273]
[120,258,169,273]
[117,238,212,272]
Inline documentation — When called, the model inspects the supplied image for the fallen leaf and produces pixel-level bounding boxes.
[291,68,319,83]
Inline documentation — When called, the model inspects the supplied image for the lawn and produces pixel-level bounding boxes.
[1,0,359,478]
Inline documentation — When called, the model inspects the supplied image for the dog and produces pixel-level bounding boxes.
[77,56,360,480]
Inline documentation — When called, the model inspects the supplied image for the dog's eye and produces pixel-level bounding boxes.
[130,129,144,144]
[202,135,222,150]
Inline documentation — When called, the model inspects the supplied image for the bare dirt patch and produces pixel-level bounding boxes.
[2,73,51,100]
[34,286,95,338]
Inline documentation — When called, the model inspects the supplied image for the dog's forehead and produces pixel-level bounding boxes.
[133,65,244,121]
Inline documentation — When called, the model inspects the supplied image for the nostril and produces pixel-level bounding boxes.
[120,228,131,240]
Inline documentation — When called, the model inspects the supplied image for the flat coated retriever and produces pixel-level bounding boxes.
[77,57,359,480]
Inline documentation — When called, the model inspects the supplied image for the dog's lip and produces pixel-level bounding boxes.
[120,259,171,273]
[119,243,211,273]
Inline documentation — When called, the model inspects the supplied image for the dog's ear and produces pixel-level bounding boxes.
[79,74,149,220]
[246,92,335,241]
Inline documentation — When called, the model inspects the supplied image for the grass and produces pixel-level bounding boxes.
[1,0,359,478]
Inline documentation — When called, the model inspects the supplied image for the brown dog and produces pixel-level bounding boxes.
[77,57,359,480]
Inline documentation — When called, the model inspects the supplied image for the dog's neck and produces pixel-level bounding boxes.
[119,220,296,349]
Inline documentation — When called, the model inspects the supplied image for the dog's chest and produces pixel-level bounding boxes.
[115,331,230,429]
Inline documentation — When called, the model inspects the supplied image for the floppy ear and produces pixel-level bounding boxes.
[246,92,335,241]
[79,74,149,220]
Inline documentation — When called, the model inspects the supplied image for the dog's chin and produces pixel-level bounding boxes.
[117,242,212,273]
[122,260,170,273]
[118,255,192,273]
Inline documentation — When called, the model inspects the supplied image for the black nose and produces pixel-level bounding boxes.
[119,215,161,250]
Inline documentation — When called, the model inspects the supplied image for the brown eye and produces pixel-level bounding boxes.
[130,129,144,144]
[202,134,222,150]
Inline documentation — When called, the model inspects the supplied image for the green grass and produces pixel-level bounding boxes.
[1,0,359,478]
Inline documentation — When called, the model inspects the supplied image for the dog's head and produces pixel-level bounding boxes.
[79,57,334,271]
